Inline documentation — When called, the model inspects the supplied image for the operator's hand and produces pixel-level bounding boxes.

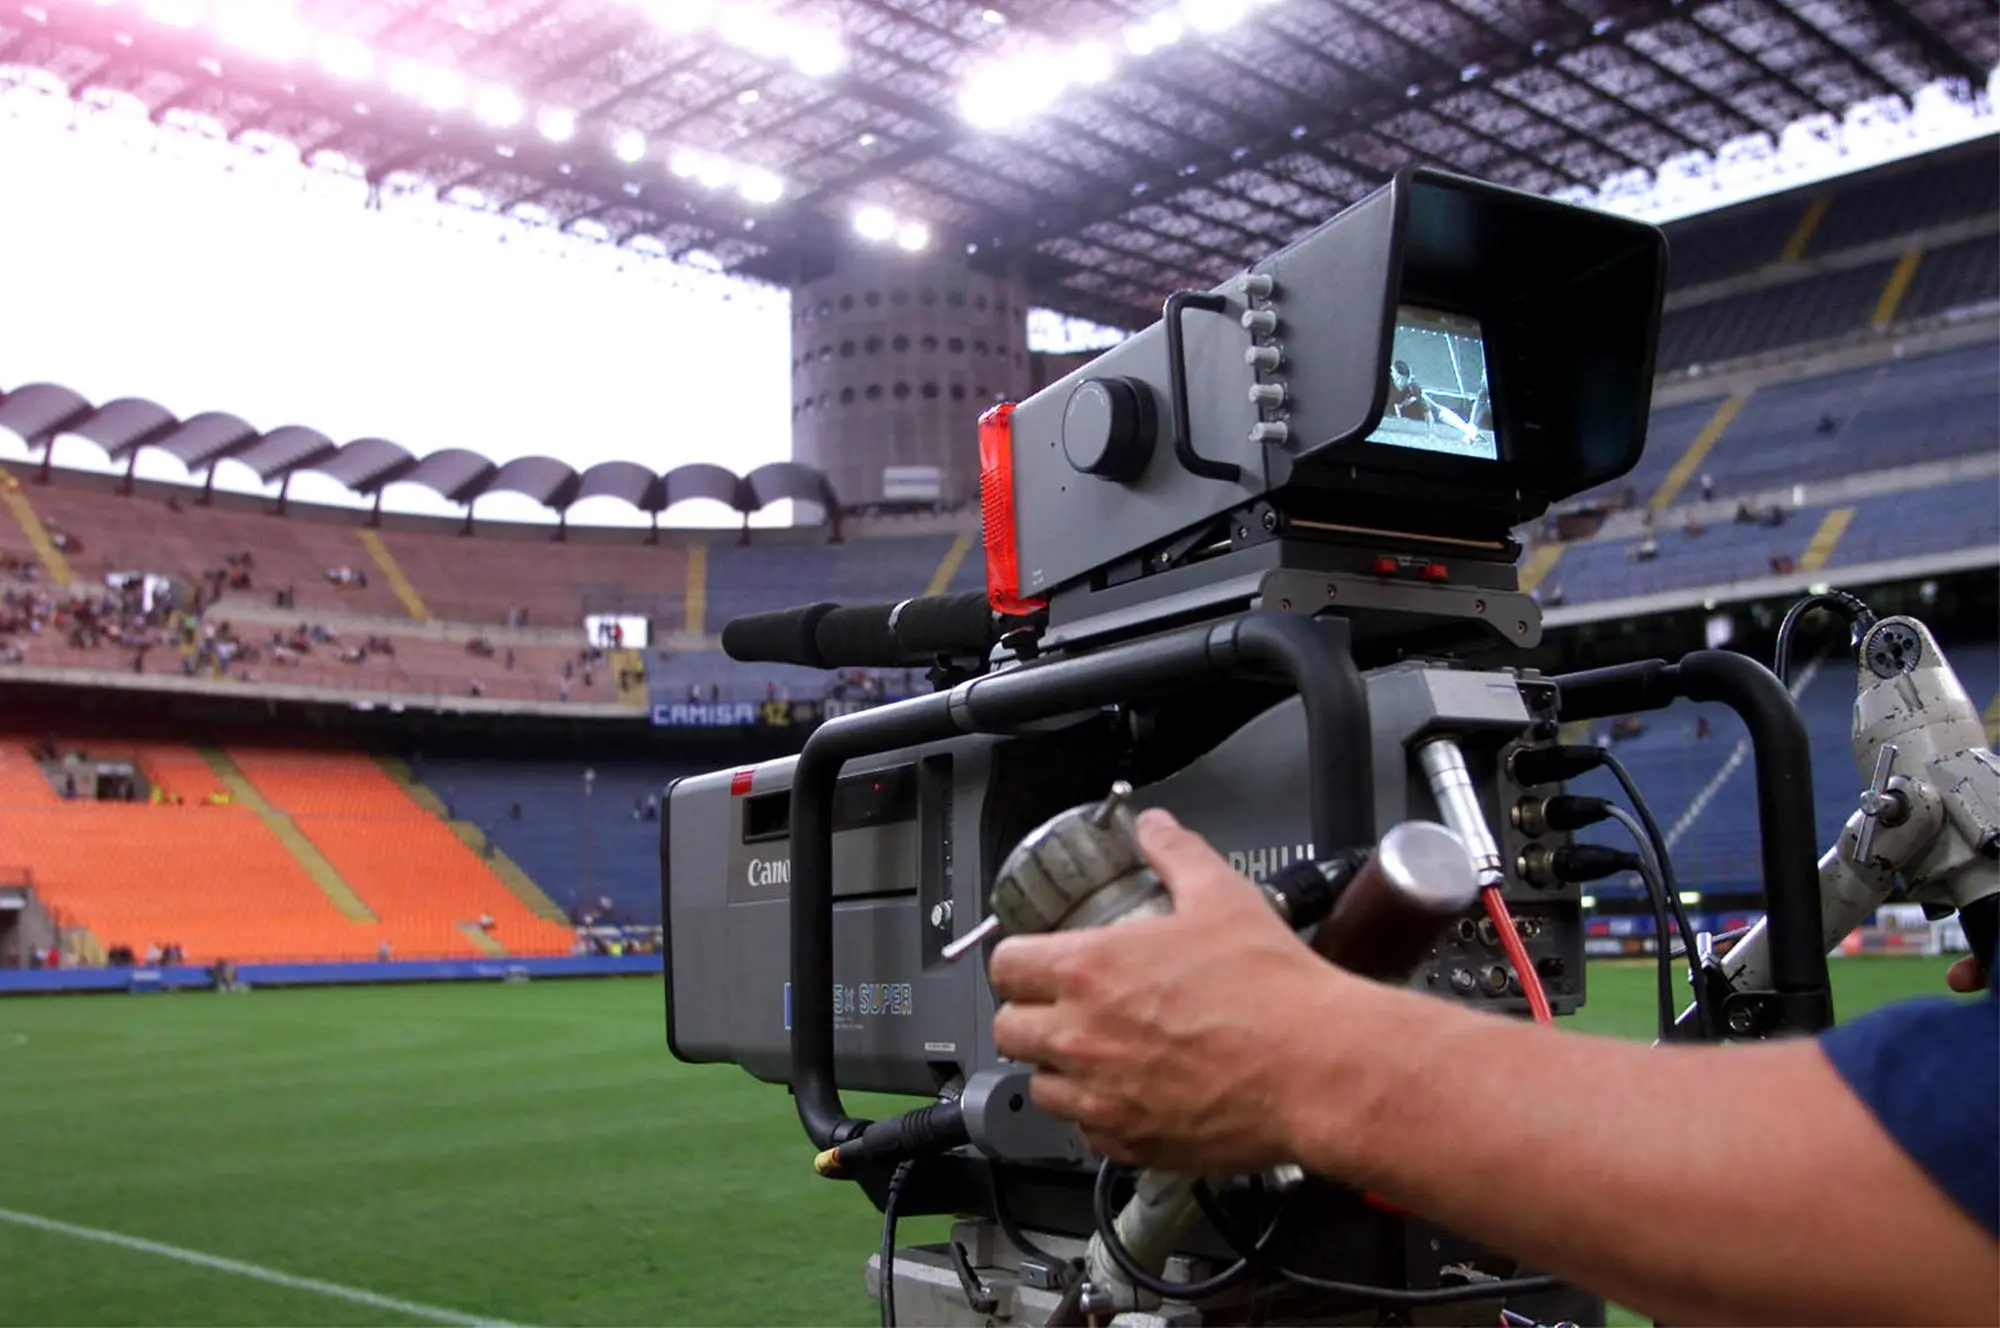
[1946,955,1987,993]
[988,808,1340,1172]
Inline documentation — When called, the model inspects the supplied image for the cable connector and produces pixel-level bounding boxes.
[1519,842,1642,888]
[816,1099,968,1177]
[1508,744,1609,788]
[1512,794,1615,836]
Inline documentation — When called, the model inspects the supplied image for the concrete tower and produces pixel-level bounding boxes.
[790,253,1032,512]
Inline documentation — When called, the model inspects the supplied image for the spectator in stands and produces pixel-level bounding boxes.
[986,812,1996,1325]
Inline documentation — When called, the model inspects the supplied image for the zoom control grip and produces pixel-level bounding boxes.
[1266,822,1482,983]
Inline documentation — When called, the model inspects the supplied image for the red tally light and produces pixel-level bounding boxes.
[978,402,1046,617]
[1421,562,1450,582]
[1370,556,1399,577]
[729,769,755,796]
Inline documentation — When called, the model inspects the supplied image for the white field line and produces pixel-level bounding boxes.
[0,1206,528,1327]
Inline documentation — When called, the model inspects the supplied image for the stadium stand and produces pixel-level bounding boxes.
[702,530,977,626]
[1900,235,2000,321]
[1650,198,1806,288]
[1634,341,2000,506]
[1572,638,2000,909]
[376,526,688,629]
[1832,479,2000,570]
[21,477,411,621]
[1657,258,1899,370]
[224,747,573,957]
[1805,149,2000,255]
[413,757,700,926]
[0,734,576,963]
[0,143,1991,718]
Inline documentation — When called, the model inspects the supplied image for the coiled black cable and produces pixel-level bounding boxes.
[1184,1174,1562,1307]
[1095,1164,1560,1310]
[1773,589,1876,687]
[987,1160,1069,1272]
[1092,1161,1259,1301]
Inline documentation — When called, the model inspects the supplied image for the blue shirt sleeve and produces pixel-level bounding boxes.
[1818,986,1998,1238]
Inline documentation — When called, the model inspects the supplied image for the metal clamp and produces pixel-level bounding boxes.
[1854,742,1907,864]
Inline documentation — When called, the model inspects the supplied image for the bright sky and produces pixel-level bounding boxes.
[0,87,796,528]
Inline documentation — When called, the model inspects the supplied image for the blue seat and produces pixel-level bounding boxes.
[412,758,700,926]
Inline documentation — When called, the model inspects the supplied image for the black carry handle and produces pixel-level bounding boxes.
[1555,651,1831,1035]
[1162,291,1242,484]
[787,611,1372,1150]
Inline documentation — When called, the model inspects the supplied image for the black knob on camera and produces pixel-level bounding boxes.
[1062,376,1157,483]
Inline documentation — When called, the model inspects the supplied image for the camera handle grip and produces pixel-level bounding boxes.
[1162,291,1242,484]
[789,611,1371,1152]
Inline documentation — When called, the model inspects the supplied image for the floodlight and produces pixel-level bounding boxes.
[739,169,786,204]
[1183,0,1250,34]
[789,33,846,78]
[1067,40,1116,85]
[536,106,577,143]
[613,129,648,163]
[318,34,375,81]
[143,0,203,28]
[853,205,897,242]
[472,86,525,128]
[894,221,931,252]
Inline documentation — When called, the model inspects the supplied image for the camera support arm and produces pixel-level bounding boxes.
[1552,651,1831,1036]
[788,610,1373,1151]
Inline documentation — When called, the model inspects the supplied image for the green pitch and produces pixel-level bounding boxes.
[0,958,1962,1326]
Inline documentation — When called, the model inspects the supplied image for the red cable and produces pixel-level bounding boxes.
[1481,887,1554,1025]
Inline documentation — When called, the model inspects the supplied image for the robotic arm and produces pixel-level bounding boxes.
[1716,613,2000,1002]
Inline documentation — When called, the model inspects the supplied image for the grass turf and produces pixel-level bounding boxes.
[0,957,1962,1326]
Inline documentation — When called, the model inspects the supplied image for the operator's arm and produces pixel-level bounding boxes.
[990,810,1999,1327]
[1286,969,1997,1327]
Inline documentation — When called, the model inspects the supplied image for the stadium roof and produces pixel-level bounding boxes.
[2,0,1995,328]
[0,380,839,519]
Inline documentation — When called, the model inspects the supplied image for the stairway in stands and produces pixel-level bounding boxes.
[226,747,575,958]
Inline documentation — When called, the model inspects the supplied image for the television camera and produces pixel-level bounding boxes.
[661,167,2000,1326]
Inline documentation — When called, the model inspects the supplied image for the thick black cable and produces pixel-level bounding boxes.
[1092,1161,1256,1301]
[987,1161,1068,1272]
[1186,1177,1560,1308]
[1599,752,1709,1039]
[1773,590,1875,687]
[879,1162,912,1328]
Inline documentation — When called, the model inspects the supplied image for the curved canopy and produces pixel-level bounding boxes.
[0,379,841,521]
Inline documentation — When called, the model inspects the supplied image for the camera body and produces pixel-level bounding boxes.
[664,663,1587,1100]
[663,166,1672,1324]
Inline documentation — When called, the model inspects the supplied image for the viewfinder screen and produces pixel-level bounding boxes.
[1364,305,1498,461]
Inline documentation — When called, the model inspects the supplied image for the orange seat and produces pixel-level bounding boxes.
[0,737,572,963]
